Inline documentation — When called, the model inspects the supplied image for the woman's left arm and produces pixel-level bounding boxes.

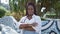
[23,25,35,31]
[32,16,41,33]
[20,24,36,31]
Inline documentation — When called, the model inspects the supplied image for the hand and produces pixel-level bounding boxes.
[20,24,28,27]
[20,24,29,29]
[31,23,38,27]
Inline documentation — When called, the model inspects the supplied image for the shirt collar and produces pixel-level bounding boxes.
[26,14,36,19]
[32,14,36,18]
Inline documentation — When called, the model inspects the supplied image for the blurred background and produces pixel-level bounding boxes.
[0,0,60,21]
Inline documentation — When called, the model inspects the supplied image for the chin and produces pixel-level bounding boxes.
[28,14,33,16]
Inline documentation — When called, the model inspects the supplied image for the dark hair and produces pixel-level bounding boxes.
[26,3,37,15]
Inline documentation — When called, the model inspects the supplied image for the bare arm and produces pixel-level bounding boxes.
[23,25,35,31]
[19,23,38,31]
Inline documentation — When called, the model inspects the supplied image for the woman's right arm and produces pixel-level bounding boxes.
[19,24,28,29]
[19,23,37,31]
[19,16,27,29]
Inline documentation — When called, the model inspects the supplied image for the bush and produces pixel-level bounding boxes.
[0,7,6,18]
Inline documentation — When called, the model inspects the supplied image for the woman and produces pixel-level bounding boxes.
[18,3,41,34]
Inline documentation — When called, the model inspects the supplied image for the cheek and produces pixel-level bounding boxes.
[31,10,34,14]
[28,9,34,12]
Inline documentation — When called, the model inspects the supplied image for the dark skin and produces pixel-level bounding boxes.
[19,24,35,31]
[19,23,38,31]
[19,5,38,31]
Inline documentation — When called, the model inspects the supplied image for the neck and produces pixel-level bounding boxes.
[27,14,33,17]
[27,14,33,20]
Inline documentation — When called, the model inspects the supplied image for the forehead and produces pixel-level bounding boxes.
[28,5,34,8]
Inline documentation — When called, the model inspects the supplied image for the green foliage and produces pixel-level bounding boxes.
[9,0,25,13]
[5,11,11,16]
[54,1,60,10]
[0,6,6,18]
[54,1,60,18]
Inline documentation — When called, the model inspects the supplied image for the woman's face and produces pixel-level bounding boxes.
[27,5,34,15]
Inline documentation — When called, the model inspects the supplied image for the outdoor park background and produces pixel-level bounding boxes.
[0,0,60,34]
[0,0,60,21]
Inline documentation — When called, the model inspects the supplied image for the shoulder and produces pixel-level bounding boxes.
[20,16,26,20]
[34,15,41,19]
[19,16,26,22]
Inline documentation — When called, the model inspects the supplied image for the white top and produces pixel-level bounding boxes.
[17,14,41,34]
